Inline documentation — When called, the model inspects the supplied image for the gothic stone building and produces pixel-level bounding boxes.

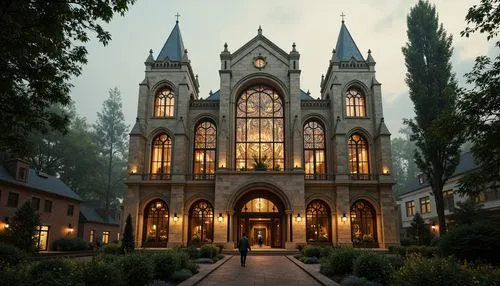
[123,20,398,249]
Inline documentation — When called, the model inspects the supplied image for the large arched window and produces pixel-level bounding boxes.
[346,87,366,117]
[350,200,377,247]
[348,133,369,180]
[189,200,214,244]
[306,200,331,243]
[236,85,284,170]
[193,121,216,179]
[151,133,172,180]
[304,121,326,179]
[154,87,175,117]
[143,199,169,247]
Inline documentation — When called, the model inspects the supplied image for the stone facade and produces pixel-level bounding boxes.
[123,21,399,249]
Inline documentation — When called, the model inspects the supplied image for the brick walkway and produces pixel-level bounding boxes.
[197,256,322,286]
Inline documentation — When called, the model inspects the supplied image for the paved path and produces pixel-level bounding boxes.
[197,256,322,286]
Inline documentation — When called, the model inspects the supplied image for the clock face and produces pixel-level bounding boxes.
[255,58,266,68]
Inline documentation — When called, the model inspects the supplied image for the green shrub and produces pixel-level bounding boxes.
[398,245,436,258]
[185,245,200,259]
[29,259,81,286]
[462,263,500,286]
[2,263,29,286]
[386,255,404,270]
[200,244,218,258]
[52,237,90,251]
[353,252,392,286]
[120,253,154,286]
[153,251,178,280]
[300,256,319,264]
[296,243,306,251]
[103,243,121,254]
[121,214,135,254]
[399,238,414,246]
[183,259,199,275]
[215,243,224,254]
[195,257,214,264]
[438,220,500,265]
[429,236,440,246]
[82,261,124,286]
[393,254,468,286]
[341,276,382,286]
[0,242,29,266]
[171,268,193,282]
[216,253,224,260]
[320,248,360,276]
[320,247,335,258]
[303,246,322,258]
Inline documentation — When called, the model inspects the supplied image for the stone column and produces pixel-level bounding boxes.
[336,185,352,247]
[122,185,141,247]
[380,185,399,248]
[169,184,184,247]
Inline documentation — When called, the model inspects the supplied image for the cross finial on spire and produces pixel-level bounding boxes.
[258,25,262,35]
[340,12,346,23]
[175,12,180,23]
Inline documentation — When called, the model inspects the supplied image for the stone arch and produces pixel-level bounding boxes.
[349,194,380,214]
[349,198,379,247]
[142,198,170,247]
[301,114,329,130]
[305,193,335,212]
[151,79,177,96]
[231,73,289,102]
[184,194,214,213]
[190,114,219,134]
[148,127,175,143]
[343,79,370,97]
[227,181,291,212]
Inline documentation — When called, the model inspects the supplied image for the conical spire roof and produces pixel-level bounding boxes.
[157,21,185,61]
[335,22,364,61]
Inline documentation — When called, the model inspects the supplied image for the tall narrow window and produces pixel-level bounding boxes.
[193,121,216,179]
[143,199,169,247]
[304,121,326,179]
[406,201,415,217]
[189,200,214,244]
[351,200,377,247]
[306,200,331,242]
[154,88,175,117]
[346,87,366,117]
[348,133,370,180]
[150,134,172,180]
[236,85,284,170]
[420,196,431,214]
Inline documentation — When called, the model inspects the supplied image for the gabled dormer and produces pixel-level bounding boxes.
[4,158,29,183]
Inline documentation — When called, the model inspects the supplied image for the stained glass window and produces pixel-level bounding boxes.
[350,200,376,246]
[306,200,331,242]
[189,200,214,243]
[236,85,284,170]
[154,88,175,117]
[240,198,278,213]
[194,121,216,179]
[346,87,366,117]
[304,121,326,179]
[144,199,169,245]
[348,133,369,180]
[151,134,172,180]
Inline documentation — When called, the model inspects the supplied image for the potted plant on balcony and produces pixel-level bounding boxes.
[252,155,268,171]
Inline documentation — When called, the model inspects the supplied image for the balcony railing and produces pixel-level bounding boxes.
[143,173,171,180]
[304,174,333,180]
[349,173,376,180]
[190,173,215,181]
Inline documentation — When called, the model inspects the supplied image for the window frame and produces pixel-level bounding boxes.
[348,133,370,180]
[102,231,110,244]
[405,200,416,217]
[419,196,431,214]
[67,204,74,216]
[303,121,326,179]
[31,197,40,211]
[193,120,217,179]
[345,87,367,117]
[7,192,19,208]
[44,200,53,213]
[150,133,173,180]
[153,87,175,117]
[306,200,331,243]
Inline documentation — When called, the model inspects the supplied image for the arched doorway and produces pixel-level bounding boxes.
[143,199,169,247]
[188,200,214,245]
[234,191,285,248]
[350,199,378,248]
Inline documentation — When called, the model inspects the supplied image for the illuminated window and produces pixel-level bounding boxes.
[348,133,370,179]
[236,85,284,170]
[350,200,377,246]
[306,200,331,242]
[143,199,169,246]
[189,200,214,244]
[346,87,366,117]
[150,134,172,180]
[304,121,326,179]
[102,231,110,244]
[240,198,278,213]
[420,196,431,214]
[154,88,175,117]
[406,201,415,217]
[193,121,216,179]
[89,230,94,243]
[34,225,49,251]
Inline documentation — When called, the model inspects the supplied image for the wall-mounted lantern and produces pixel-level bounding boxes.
[173,213,179,223]
[342,213,348,223]
[296,213,302,223]
[218,213,224,223]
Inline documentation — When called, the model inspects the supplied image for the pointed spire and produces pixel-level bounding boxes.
[335,22,364,61]
[366,49,375,63]
[157,21,186,61]
[378,117,391,136]
[224,42,228,52]
[258,25,262,35]
[145,49,154,63]
[292,42,296,52]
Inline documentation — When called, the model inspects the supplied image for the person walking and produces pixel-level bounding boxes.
[237,233,251,267]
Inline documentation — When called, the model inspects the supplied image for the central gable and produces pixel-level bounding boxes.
[230,34,290,68]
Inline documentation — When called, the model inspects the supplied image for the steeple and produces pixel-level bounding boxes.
[157,20,186,61]
[335,21,364,61]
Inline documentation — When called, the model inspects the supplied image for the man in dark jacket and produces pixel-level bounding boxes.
[237,233,251,267]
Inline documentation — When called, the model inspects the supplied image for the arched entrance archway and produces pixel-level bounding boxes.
[350,199,378,248]
[234,190,285,248]
[142,199,169,247]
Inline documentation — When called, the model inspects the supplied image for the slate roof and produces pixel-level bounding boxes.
[205,89,314,101]
[79,202,120,226]
[399,152,477,197]
[157,21,185,62]
[335,22,364,62]
[206,90,220,100]
[0,167,82,201]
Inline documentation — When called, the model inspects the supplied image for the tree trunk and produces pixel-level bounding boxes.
[432,180,447,236]
[106,145,113,213]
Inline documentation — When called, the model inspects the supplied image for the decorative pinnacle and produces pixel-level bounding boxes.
[258,25,262,35]
[175,12,180,23]
[368,49,372,54]
[149,49,153,55]
[340,12,346,23]
[224,42,228,52]
[292,42,296,52]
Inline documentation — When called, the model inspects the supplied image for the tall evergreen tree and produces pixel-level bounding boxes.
[122,214,135,254]
[402,0,464,235]
[391,126,419,196]
[94,88,129,211]
[5,202,41,253]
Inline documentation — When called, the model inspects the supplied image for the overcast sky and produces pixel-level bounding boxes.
[70,0,495,138]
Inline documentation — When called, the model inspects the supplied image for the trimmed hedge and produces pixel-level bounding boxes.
[120,253,154,286]
[171,268,193,282]
[320,248,361,276]
[300,256,319,264]
[353,252,392,286]
[82,261,124,286]
[341,276,383,286]
[28,258,80,286]
[153,251,179,280]
[200,244,218,258]
[103,243,122,254]
[184,245,200,259]
[303,246,322,258]
[52,237,90,251]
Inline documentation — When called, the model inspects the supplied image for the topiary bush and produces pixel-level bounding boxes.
[353,252,392,286]
[153,251,178,280]
[438,220,500,265]
[320,248,361,277]
[171,268,193,282]
[303,246,322,258]
[119,253,154,286]
[103,243,122,254]
[392,254,468,286]
[82,261,124,286]
[320,247,335,258]
[0,242,29,266]
[52,237,90,251]
[200,244,218,258]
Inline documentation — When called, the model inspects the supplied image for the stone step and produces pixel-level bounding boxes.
[223,248,300,256]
